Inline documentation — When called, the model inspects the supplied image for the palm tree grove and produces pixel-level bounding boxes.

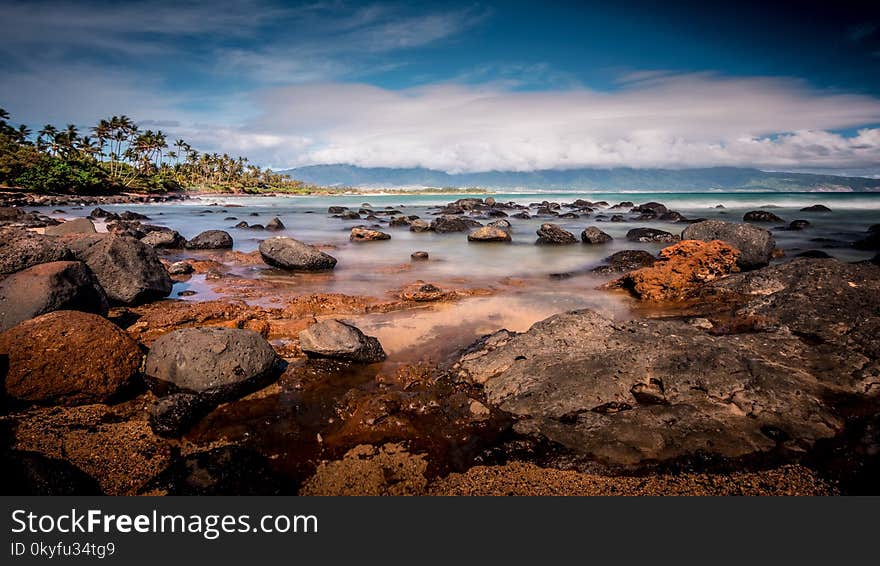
[0,109,312,194]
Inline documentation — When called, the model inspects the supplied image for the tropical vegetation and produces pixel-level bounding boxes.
[0,108,315,194]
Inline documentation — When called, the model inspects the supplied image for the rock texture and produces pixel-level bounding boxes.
[258,237,337,271]
[451,258,880,469]
[581,226,612,244]
[681,220,775,270]
[591,250,657,274]
[0,227,73,274]
[609,240,741,301]
[536,223,577,244]
[0,261,108,331]
[744,210,784,222]
[431,215,481,233]
[626,228,677,243]
[298,319,386,363]
[44,218,96,236]
[0,311,142,406]
[468,226,511,242]
[185,230,233,249]
[350,227,391,241]
[141,230,186,248]
[67,234,172,305]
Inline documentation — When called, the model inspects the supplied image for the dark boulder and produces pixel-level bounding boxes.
[681,220,775,270]
[431,215,482,233]
[591,250,656,274]
[536,223,577,244]
[0,227,73,274]
[411,251,429,261]
[298,319,386,363]
[68,234,172,305]
[626,227,677,243]
[258,237,337,271]
[744,210,784,222]
[148,392,217,438]
[800,204,831,213]
[185,230,233,249]
[266,217,285,231]
[0,261,108,332]
[788,220,811,231]
[633,202,668,214]
[581,226,612,245]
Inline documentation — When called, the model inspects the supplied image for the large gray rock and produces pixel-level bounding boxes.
[185,230,233,249]
[0,227,73,274]
[536,223,577,244]
[258,237,337,271]
[44,218,96,236]
[298,319,386,363]
[0,261,108,332]
[67,234,172,305]
[431,215,482,233]
[451,258,880,470]
[681,219,775,269]
[145,327,279,401]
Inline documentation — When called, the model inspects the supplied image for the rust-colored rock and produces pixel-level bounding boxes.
[0,310,142,406]
[609,240,740,301]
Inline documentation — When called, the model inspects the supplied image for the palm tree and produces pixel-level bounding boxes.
[38,124,58,154]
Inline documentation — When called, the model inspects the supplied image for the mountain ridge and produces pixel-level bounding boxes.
[278,164,880,192]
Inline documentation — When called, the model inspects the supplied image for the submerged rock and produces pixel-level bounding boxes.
[608,240,740,301]
[185,230,233,249]
[744,210,784,222]
[581,226,612,245]
[680,219,775,270]
[67,234,172,305]
[265,217,285,231]
[536,223,577,244]
[298,319,386,363]
[411,251,429,261]
[258,236,337,271]
[800,204,832,213]
[0,261,108,331]
[0,310,142,406]
[788,219,811,231]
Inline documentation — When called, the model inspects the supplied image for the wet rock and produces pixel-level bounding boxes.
[468,225,511,242]
[167,261,194,275]
[485,197,497,207]
[411,251,429,261]
[536,223,577,244]
[610,214,625,222]
[581,226,612,245]
[488,219,511,230]
[145,327,279,401]
[511,212,531,220]
[328,206,348,214]
[0,227,73,274]
[148,393,216,438]
[744,210,784,222]
[258,236,338,271]
[266,217,285,231]
[248,224,265,230]
[298,319,386,363]
[67,234,172,305]
[681,220,775,270]
[142,446,284,495]
[44,217,96,236]
[350,226,391,241]
[2,450,102,495]
[339,210,361,220]
[659,211,687,222]
[185,230,233,249]
[626,227,677,243]
[140,229,186,248]
[88,207,117,219]
[633,202,668,215]
[234,221,249,228]
[389,216,412,227]
[788,220,811,231]
[609,240,740,301]
[120,211,149,221]
[0,311,142,406]
[800,204,831,213]
[591,250,657,274]
[401,281,445,301]
[409,219,432,232]
[431,215,482,233]
[0,261,108,331]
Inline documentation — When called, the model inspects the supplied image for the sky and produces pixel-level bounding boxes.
[1,0,880,175]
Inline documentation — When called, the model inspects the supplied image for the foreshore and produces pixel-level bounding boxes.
[1,193,878,495]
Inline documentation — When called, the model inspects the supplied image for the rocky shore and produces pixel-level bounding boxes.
[1,196,878,495]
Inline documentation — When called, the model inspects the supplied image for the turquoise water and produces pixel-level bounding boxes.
[38,191,880,299]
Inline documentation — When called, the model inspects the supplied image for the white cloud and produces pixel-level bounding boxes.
[226,74,880,171]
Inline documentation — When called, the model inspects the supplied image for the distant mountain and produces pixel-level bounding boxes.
[278,164,880,192]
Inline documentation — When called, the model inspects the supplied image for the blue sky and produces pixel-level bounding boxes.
[1,0,880,174]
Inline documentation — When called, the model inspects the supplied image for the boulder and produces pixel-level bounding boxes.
[266,217,285,231]
[800,204,831,213]
[626,228,677,243]
[788,220,811,231]
[44,218,96,236]
[591,250,657,274]
[633,202,668,214]
[536,223,577,244]
[744,210,784,222]
[409,219,432,232]
[328,206,348,214]
[67,234,172,305]
[411,251,429,261]
[298,319,386,363]
[167,261,194,275]
[681,220,775,269]
[148,392,217,438]
[0,261,108,332]
[89,207,117,219]
[487,219,511,230]
[258,237,337,271]
[0,310,142,406]
[350,227,391,241]
[468,226,511,242]
[0,227,73,274]
[581,227,612,244]
[145,327,278,401]
[185,230,233,249]
[431,215,481,233]
[140,229,186,248]
[608,240,740,301]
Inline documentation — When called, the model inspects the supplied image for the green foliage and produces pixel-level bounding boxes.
[0,132,41,184]
[13,154,111,194]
